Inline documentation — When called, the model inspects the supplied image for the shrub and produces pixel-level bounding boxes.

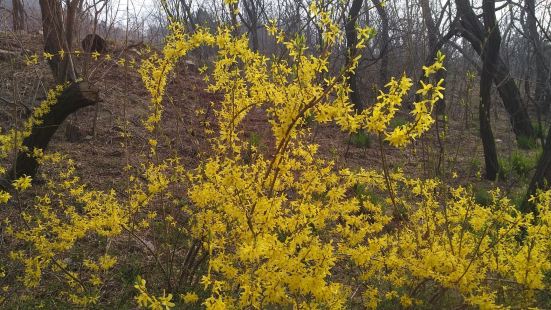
[499,151,538,180]
[474,186,492,206]
[2,6,551,310]
[518,135,538,150]
[349,130,371,148]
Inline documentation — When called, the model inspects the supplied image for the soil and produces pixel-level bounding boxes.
[0,31,538,202]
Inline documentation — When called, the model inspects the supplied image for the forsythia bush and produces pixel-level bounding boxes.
[2,2,551,309]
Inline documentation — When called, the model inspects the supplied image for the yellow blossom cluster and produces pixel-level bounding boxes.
[2,3,551,309]
[135,276,176,309]
[0,84,66,162]
[126,8,551,308]
[362,52,445,147]
[5,155,126,305]
[25,50,131,67]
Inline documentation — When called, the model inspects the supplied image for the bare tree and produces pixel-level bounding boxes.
[345,0,363,111]
[6,0,100,182]
[240,0,266,52]
[522,5,551,213]
[39,0,79,82]
[12,0,25,31]
[160,0,197,31]
[525,0,550,114]
[479,0,500,180]
[372,0,389,86]
[455,0,535,145]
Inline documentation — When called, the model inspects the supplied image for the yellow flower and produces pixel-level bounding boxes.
[43,52,54,60]
[24,54,39,66]
[0,191,10,203]
[357,26,374,40]
[416,80,432,96]
[98,255,117,270]
[12,175,32,191]
[181,292,199,304]
[385,126,409,147]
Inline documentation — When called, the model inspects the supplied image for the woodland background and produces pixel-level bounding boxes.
[0,0,551,308]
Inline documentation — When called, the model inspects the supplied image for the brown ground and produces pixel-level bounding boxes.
[0,31,538,203]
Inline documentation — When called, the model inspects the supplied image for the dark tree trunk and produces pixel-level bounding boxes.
[179,0,196,32]
[65,0,79,54]
[8,83,99,180]
[455,0,535,145]
[345,0,363,111]
[3,1,99,185]
[419,0,447,114]
[241,0,260,52]
[522,0,551,213]
[525,0,551,114]
[229,1,239,37]
[39,0,63,77]
[39,0,77,82]
[419,0,452,176]
[12,0,25,31]
[477,0,501,180]
[493,59,535,144]
[523,122,551,213]
[372,0,389,87]
[419,0,438,60]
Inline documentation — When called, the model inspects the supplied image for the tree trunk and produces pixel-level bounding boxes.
[242,0,260,52]
[419,0,452,175]
[179,0,196,32]
[12,0,25,31]
[39,0,77,82]
[3,1,100,184]
[523,123,551,213]
[479,0,500,180]
[419,0,447,114]
[479,93,499,180]
[525,0,551,114]
[372,0,389,87]
[455,0,535,145]
[8,82,99,180]
[229,1,239,37]
[521,0,551,213]
[345,0,363,111]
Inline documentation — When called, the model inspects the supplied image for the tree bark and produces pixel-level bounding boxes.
[39,0,77,82]
[523,123,551,213]
[521,0,551,213]
[8,82,99,180]
[455,0,534,145]
[3,1,100,184]
[241,0,260,52]
[372,0,389,87]
[419,0,454,175]
[419,0,447,114]
[12,0,25,31]
[179,0,197,32]
[479,0,500,180]
[345,0,363,111]
[525,0,551,114]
